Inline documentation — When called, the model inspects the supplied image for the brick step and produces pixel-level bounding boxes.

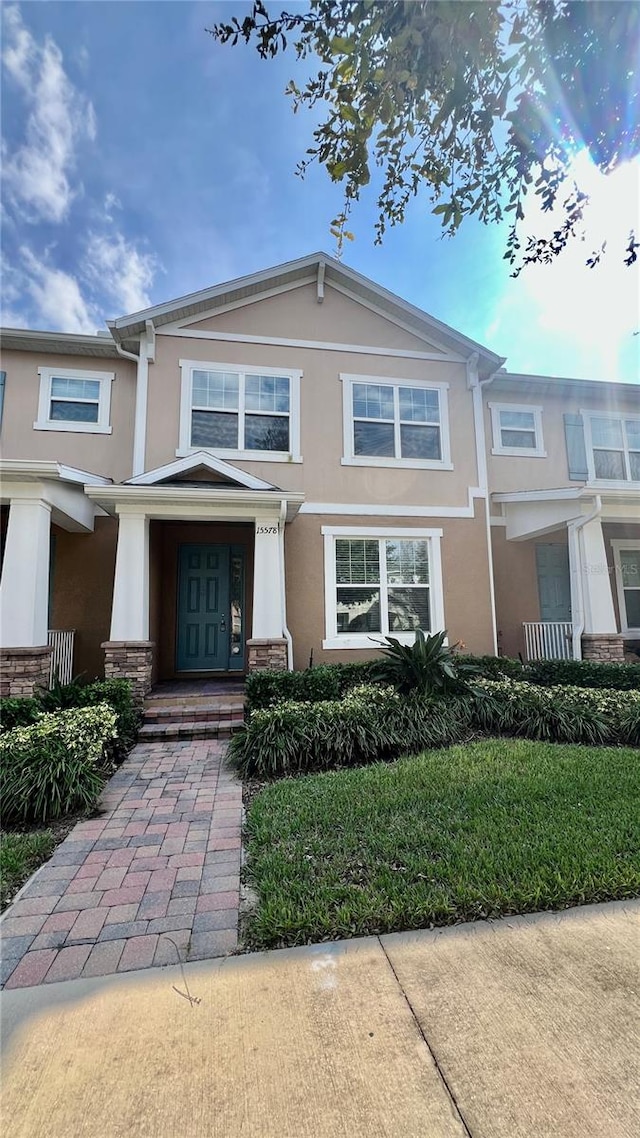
[138,718,244,741]
[143,704,244,724]
[144,694,245,710]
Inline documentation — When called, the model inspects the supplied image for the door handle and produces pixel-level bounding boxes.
[220,616,227,632]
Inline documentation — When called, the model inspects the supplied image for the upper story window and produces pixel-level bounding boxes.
[34,367,114,434]
[178,359,301,462]
[489,402,545,457]
[584,413,640,482]
[340,374,452,470]
[321,525,445,649]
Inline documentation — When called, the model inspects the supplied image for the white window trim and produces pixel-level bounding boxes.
[611,539,640,635]
[34,367,114,434]
[582,410,640,485]
[489,402,545,457]
[340,373,453,470]
[321,525,445,649]
[177,358,302,462]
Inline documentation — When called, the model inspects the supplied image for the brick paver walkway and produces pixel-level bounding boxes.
[1,739,242,989]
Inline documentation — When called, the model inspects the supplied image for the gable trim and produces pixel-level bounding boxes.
[125,451,277,491]
[158,277,317,333]
[327,279,463,357]
[108,252,503,375]
[156,325,462,363]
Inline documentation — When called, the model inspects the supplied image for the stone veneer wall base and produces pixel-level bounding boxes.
[0,645,52,697]
[102,641,155,700]
[246,638,288,672]
[581,634,625,663]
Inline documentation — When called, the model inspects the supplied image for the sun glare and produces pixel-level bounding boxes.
[519,151,640,381]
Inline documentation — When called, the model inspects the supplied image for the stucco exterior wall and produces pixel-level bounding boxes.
[285,508,495,669]
[0,350,136,483]
[491,527,568,660]
[49,516,117,680]
[146,282,479,506]
[485,379,639,494]
[188,282,447,353]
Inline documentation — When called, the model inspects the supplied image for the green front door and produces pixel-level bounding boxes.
[177,544,230,672]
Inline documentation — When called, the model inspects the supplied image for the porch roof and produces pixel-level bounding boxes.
[84,482,305,522]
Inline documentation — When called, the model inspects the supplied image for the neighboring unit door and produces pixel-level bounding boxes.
[177,544,230,671]
[535,544,572,622]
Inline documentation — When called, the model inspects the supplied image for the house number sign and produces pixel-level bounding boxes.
[256,525,279,534]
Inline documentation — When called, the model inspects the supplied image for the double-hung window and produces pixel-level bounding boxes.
[612,541,640,634]
[322,526,445,649]
[341,374,452,469]
[489,403,545,457]
[585,413,640,482]
[35,367,114,434]
[178,360,301,461]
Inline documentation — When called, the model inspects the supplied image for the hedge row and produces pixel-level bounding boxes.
[231,680,640,778]
[0,678,140,760]
[231,684,472,777]
[0,704,117,824]
[245,656,639,712]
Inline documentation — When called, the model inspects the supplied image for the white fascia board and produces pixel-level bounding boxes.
[125,450,277,491]
[492,488,585,504]
[0,460,111,486]
[84,484,305,520]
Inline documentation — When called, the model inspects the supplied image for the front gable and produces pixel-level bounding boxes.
[171,282,449,356]
[125,452,278,491]
[109,252,504,377]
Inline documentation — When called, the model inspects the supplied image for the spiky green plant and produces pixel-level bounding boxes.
[372,629,479,696]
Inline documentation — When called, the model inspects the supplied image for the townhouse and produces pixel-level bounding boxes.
[1,253,638,697]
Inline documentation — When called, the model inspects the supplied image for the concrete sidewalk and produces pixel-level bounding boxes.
[2,900,638,1137]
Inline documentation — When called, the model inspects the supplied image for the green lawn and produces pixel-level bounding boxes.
[244,739,640,948]
[0,830,57,911]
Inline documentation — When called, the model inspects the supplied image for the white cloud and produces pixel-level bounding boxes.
[84,231,157,313]
[2,4,96,224]
[20,247,97,332]
[103,191,121,221]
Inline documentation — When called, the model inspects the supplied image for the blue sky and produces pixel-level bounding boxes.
[2,1,638,383]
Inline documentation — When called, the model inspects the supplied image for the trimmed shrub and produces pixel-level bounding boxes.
[0,697,41,732]
[0,704,117,824]
[231,684,472,777]
[473,679,640,745]
[77,679,140,757]
[456,654,525,680]
[525,658,640,691]
[245,662,376,713]
[0,678,140,757]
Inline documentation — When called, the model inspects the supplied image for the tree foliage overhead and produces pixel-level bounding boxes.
[208,0,640,272]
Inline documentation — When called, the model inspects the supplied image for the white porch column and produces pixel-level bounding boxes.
[252,516,285,638]
[109,511,150,640]
[0,497,51,647]
[579,517,617,633]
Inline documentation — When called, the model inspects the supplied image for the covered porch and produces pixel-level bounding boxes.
[491,488,640,663]
[0,461,111,695]
[85,453,304,697]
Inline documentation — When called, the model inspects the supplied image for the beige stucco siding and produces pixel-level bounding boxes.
[0,350,136,483]
[50,517,117,680]
[285,509,495,670]
[485,381,640,494]
[186,282,447,354]
[148,334,478,506]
